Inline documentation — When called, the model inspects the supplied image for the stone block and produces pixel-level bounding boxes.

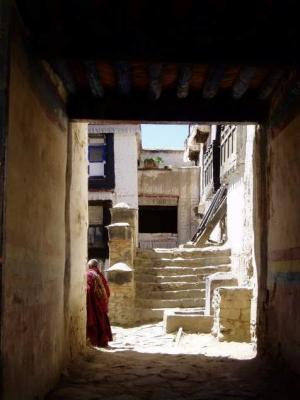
[107,223,132,241]
[107,262,134,285]
[163,310,213,333]
[205,272,238,315]
[212,286,252,342]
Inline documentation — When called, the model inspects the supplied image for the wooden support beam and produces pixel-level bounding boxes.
[149,63,162,101]
[259,68,284,100]
[177,64,192,99]
[203,65,224,99]
[85,61,104,98]
[232,66,257,99]
[0,1,11,390]
[51,60,76,95]
[115,61,131,96]
[68,91,267,123]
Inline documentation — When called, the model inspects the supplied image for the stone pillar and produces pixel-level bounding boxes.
[106,262,135,326]
[212,287,252,342]
[110,203,138,252]
[107,222,134,267]
[106,212,136,326]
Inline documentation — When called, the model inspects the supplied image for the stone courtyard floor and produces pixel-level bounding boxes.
[47,323,299,400]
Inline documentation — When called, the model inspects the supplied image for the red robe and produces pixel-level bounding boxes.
[86,267,112,347]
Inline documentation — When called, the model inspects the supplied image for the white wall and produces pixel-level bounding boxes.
[88,125,139,210]
[114,130,138,209]
[141,149,193,168]
[226,125,256,284]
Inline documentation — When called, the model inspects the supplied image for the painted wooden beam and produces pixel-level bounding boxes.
[115,61,131,96]
[203,65,225,99]
[149,63,162,101]
[259,68,284,100]
[51,60,76,95]
[232,66,257,99]
[177,64,193,99]
[85,61,104,98]
[68,91,267,123]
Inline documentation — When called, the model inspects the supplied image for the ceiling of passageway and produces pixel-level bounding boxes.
[16,0,300,123]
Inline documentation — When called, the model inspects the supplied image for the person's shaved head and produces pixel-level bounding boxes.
[87,259,99,269]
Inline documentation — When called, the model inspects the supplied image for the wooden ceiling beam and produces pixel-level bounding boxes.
[232,66,257,99]
[177,65,193,99]
[68,91,266,123]
[115,61,131,96]
[51,60,76,95]
[149,63,162,101]
[203,65,224,99]
[259,68,285,100]
[85,61,104,98]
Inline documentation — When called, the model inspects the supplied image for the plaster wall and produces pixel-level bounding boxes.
[65,123,88,359]
[226,126,256,285]
[2,35,68,399]
[138,167,200,244]
[266,114,300,373]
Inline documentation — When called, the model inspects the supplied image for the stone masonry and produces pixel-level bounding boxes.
[212,287,252,342]
[106,204,137,326]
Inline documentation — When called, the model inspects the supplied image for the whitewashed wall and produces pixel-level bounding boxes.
[88,125,139,210]
[141,149,193,168]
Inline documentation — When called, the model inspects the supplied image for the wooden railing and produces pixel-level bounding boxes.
[220,125,237,178]
[203,143,213,189]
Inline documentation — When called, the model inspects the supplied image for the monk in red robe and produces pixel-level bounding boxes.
[86,259,113,347]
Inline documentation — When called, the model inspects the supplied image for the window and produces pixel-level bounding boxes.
[139,206,178,233]
[88,145,105,163]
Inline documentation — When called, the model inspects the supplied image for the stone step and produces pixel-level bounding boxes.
[135,307,205,323]
[134,256,231,269]
[134,273,201,283]
[136,280,205,292]
[135,264,231,276]
[137,288,205,300]
[137,297,205,309]
[135,247,231,260]
[163,310,213,333]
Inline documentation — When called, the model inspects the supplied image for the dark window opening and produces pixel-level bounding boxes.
[139,206,177,233]
[88,200,112,259]
[88,145,106,163]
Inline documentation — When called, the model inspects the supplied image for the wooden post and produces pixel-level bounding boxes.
[0,0,11,396]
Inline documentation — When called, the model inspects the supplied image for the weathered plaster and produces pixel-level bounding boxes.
[64,123,88,360]
[266,113,300,373]
[3,35,68,399]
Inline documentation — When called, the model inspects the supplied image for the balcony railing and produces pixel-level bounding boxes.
[220,125,237,179]
[203,143,213,189]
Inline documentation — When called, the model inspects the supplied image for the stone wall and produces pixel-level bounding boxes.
[212,287,252,342]
[3,29,68,399]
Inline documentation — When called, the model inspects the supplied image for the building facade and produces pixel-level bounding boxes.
[87,124,140,261]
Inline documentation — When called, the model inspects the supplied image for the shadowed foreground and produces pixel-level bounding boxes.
[47,324,299,400]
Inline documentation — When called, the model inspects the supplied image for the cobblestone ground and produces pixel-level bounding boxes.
[47,323,299,400]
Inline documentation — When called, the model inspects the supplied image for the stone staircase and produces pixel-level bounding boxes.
[134,245,231,323]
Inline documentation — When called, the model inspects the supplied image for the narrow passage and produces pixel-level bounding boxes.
[47,323,299,400]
